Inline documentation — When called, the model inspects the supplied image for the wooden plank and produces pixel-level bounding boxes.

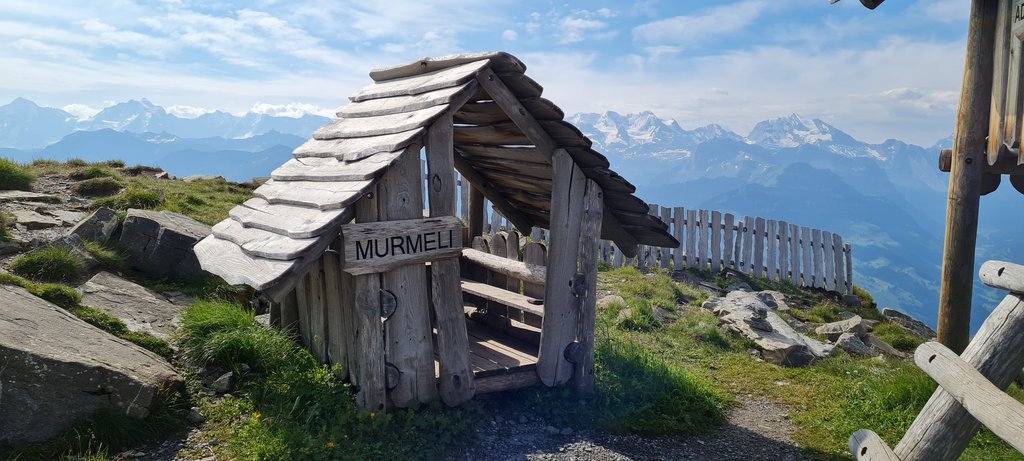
[461,248,546,286]
[833,233,846,294]
[462,156,551,179]
[673,207,685,270]
[229,197,352,239]
[732,217,743,270]
[340,216,462,276]
[574,179,603,395]
[694,210,707,271]
[522,240,546,326]
[496,72,544,99]
[453,97,563,125]
[583,167,635,194]
[488,231,511,323]
[425,113,475,406]
[800,227,812,286]
[369,52,524,82]
[742,217,755,274]
[462,280,544,317]
[352,59,488,102]
[254,179,371,211]
[845,244,854,295]
[316,105,450,140]
[895,292,1024,461]
[915,341,1024,453]
[452,153,533,234]
[193,235,299,291]
[647,204,659,268]
[338,81,475,118]
[790,223,801,285]
[752,217,765,278]
[766,220,778,281]
[848,429,901,461]
[295,274,312,348]
[351,186,386,412]
[473,367,540,394]
[538,149,585,386]
[378,145,437,408]
[980,260,1024,293]
[823,231,835,291]
[686,209,698,269]
[604,191,651,214]
[812,229,824,289]
[306,261,328,363]
[723,213,735,271]
[778,221,789,283]
[506,230,522,294]
[660,206,672,269]
[454,145,549,164]
[212,219,318,261]
[711,210,722,272]
[331,238,356,379]
[281,289,299,334]
[296,128,424,161]
[272,153,402,182]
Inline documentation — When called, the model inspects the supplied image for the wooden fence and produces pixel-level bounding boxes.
[433,165,853,296]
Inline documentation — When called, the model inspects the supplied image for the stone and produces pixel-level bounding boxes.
[155,171,173,180]
[45,209,86,227]
[835,332,874,357]
[597,294,626,310]
[842,294,863,307]
[0,285,182,447]
[211,371,234,393]
[186,407,206,424]
[12,209,59,229]
[182,174,224,182]
[726,282,753,293]
[862,319,880,331]
[703,291,830,367]
[70,206,120,244]
[46,233,99,270]
[882,308,937,340]
[78,271,183,339]
[119,209,211,277]
[815,315,867,341]
[0,190,59,203]
[0,242,19,255]
[863,334,907,358]
[756,291,789,310]
[837,311,857,319]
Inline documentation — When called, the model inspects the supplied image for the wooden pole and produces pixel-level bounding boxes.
[937,0,996,354]
[574,179,603,395]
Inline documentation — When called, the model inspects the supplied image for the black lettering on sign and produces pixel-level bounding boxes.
[351,229,458,260]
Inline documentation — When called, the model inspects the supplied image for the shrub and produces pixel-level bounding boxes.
[69,166,118,181]
[179,301,299,371]
[92,188,163,210]
[31,283,81,308]
[103,159,126,168]
[73,177,123,196]
[30,159,59,167]
[10,246,87,282]
[65,158,88,167]
[0,158,34,191]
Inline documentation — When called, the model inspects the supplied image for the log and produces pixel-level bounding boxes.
[894,292,1024,460]
[849,429,902,461]
[979,260,1024,293]
[453,97,563,125]
[915,341,1024,453]
[461,248,546,286]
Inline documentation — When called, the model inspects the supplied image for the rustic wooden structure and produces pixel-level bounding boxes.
[193,52,677,411]
[849,259,1024,461]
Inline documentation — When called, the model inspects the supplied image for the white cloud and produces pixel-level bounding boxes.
[249,102,334,118]
[502,29,518,41]
[166,105,213,118]
[633,0,770,47]
[915,0,970,23]
[61,103,101,119]
[560,17,609,44]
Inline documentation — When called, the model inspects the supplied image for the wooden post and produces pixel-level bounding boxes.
[789,224,801,285]
[281,289,299,336]
[468,185,485,240]
[323,246,349,373]
[425,114,475,406]
[660,206,672,269]
[352,187,386,412]
[686,209,698,269]
[742,217,755,274]
[698,209,710,271]
[833,233,846,294]
[823,231,835,292]
[723,213,735,271]
[752,217,765,278]
[766,220,778,281]
[800,226,812,286]
[812,229,824,289]
[845,243,854,295]
[711,210,722,272]
[778,221,789,283]
[937,0,997,354]
[673,207,685,270]
[538,148,586,386]
[380,146,438,407]
[574,179,603,395]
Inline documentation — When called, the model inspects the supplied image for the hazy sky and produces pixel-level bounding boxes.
[0,0,970,146]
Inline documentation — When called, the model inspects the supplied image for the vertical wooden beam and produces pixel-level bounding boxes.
[845,243,854,296]
[352,187,386,412]
[280,289,299,336]
[753,217,765,278]
[823,231,835,292]
[812,229,824,289]
[742,217,755,274]
[672,207,685,270]
[800,226,813,286]
[295,275,312,348]
[468,186,485,240]
[323,240,347,376]
[307,260,328,363]
[789,224,801,285]
[538,148,586,386]
[380,145,438,407]
[833,233,846,294]
[711,210,722,272]
[686,209,698,269]
[778,221,789,283]
[574,179,603,395]
[660,206,672,269]
[766,220,778,281]
[699,209,711,271]
[938,0,997,354]
[723,213,735,271]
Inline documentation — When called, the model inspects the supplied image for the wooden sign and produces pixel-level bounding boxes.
[341,216,462,275]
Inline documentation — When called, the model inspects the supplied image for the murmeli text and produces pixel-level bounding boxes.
[354,229,456,260]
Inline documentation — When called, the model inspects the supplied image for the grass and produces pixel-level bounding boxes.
[82,241,128,271]
[871,322,925,352]
[0,158,34,191]
[10,246,87,282]
[73,177,124,196]
[69,166,119,181]
[0,211,13,242]
[91,188,163,210]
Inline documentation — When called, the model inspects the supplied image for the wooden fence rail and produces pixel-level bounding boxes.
[431,164,854,296]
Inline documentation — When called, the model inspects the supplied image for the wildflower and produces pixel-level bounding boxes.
[327,441,336,449]
[253,412,261,420]
[369,411,376,418]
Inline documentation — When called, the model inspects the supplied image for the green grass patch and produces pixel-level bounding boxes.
[73,177,124,196]
[103,159,126,168]
[179,301,298,371]
[69,166,119,181]
[69,306,172,359]
[10,246,86,282]
[83,241,128,271]
[31,283,82,308]
[0,211,13,242]
[91,188,163,210]
[0,271,33,289]
[0,158,34,191]
[871,322,925,352]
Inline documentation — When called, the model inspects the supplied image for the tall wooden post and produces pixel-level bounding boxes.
[937,0,997,354]
[574,179,603,394]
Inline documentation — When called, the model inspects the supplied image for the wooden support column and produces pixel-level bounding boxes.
[323,238,352,378]
[280,289,299,336]
[352,187,386,412]
[425,114,475,406]
[380,145,438,407]
[468,178,486,240]
[574,179,603,395]
[937,0,997,354]
[538,148,586,386]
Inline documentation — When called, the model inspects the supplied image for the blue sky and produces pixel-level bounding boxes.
[0,0,970,146]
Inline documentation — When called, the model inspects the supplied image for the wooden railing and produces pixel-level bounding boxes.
[849,260,1024,460]
[437,168,854,296]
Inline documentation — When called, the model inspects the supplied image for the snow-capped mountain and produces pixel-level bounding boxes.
[0,98,78,149]
[569,111,744,159]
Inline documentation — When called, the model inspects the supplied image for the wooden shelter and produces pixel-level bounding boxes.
[193,52,677,411]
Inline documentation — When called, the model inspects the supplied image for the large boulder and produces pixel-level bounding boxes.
[882,307,937,340]
[119,209,211,277]
[703,291,834,367]
[815,315,868,341]
[70,206,119,243]
[78,271,183,339]
[0,285,182,447]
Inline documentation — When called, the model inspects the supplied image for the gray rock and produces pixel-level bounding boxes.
[862,319,880,331]
[187,407,206,424]
[119,209,211,277]
[882,308,937,340]
[837,311,857,320]
[46,233,99,270]
[703,291,829,367]
[755,291,788,310]
[0,190,59,203]
[12,209,59,229]
[70,206,119,244]
[725,282,753,293]
[835,332,874,357]
[0,285,182,447]
[211,372,234,394]
[597,294,625,310]
[78,271,183,339]
[0,242,19,255]
[863,334,906,358]
[842,294,863,307]
[182,174,224,182]
[155,171,173,180]
[815,315,867,341]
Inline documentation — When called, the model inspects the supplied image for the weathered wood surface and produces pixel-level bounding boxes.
[452,153,532,234]
[425,114,475,406]
[823,231,835,291]
[299,128,425,161]
[338,81,476,118]
[752,217,765,278]
[295,274,313,351]
[229,197,353,239]
[710,210,722,272]
[801,226,812,285]
[461,279,544,318]
[915,341,1024,453]
[255,179,371,210]
[340,216,462,276]
[351,186,386,412]
[352,59,488,102]
[660,206,672,269]
[280,290,299,333]
[193,235,300,290]
[538,149,585,386]
[272,153,402,182]
[212,219,319,260]
[495,72,544,99]
[316,105,451,140]
[574,179,603,395]
[686,209,698,269]
[980,260,1024,294]
[455,145,549,164]
[323,242,351,378]
[698,209,710,270]
[987,0,1012,164]
[894,292,1024,460]
[812,229,824,289]
[369,52,524,82]
[778,221,789,282]
[766,220,777,280]
[742,216,755,274]
[306,261,328,362]
[833,233,846,293]
[454,98,563,125]
[723,213,735,271]
[462,156,552,179]
[849,429,902,461]
[461,248,546,286]
[673,207,685,269]
[789,223,801,285]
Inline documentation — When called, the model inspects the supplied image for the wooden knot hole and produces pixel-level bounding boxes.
[419,61,427,67]
[365,192,374,199]
[928,354,936,363]
[488,74,494,81]
[452,374,462,389]
[860,446,867,456]
[998,266,1005,277]
[518,108,526,116]
[966,157,973,165]
[431,174,442,192]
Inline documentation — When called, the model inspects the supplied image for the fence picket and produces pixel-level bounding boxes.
[733,217,743,271]
[697,210,709,271]
[710,211,722,272]
[723,213,735,271]
[753,217,765,278]
[686,209,698,269]
[789,223,800,285]
[660,206,672,269]
[823,230,835,291]
[812,229,824,289]
[778,221,789,283]
[800,227,812,285]
[833,233,845,294]
[742,216,754,274]
[673,207,685,270]
[845,244,853,295]
[766,220,778,281]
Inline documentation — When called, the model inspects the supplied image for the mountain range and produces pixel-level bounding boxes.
[2,98,1019,332]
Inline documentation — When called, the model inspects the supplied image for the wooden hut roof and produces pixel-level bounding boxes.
[194,52,678,297]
